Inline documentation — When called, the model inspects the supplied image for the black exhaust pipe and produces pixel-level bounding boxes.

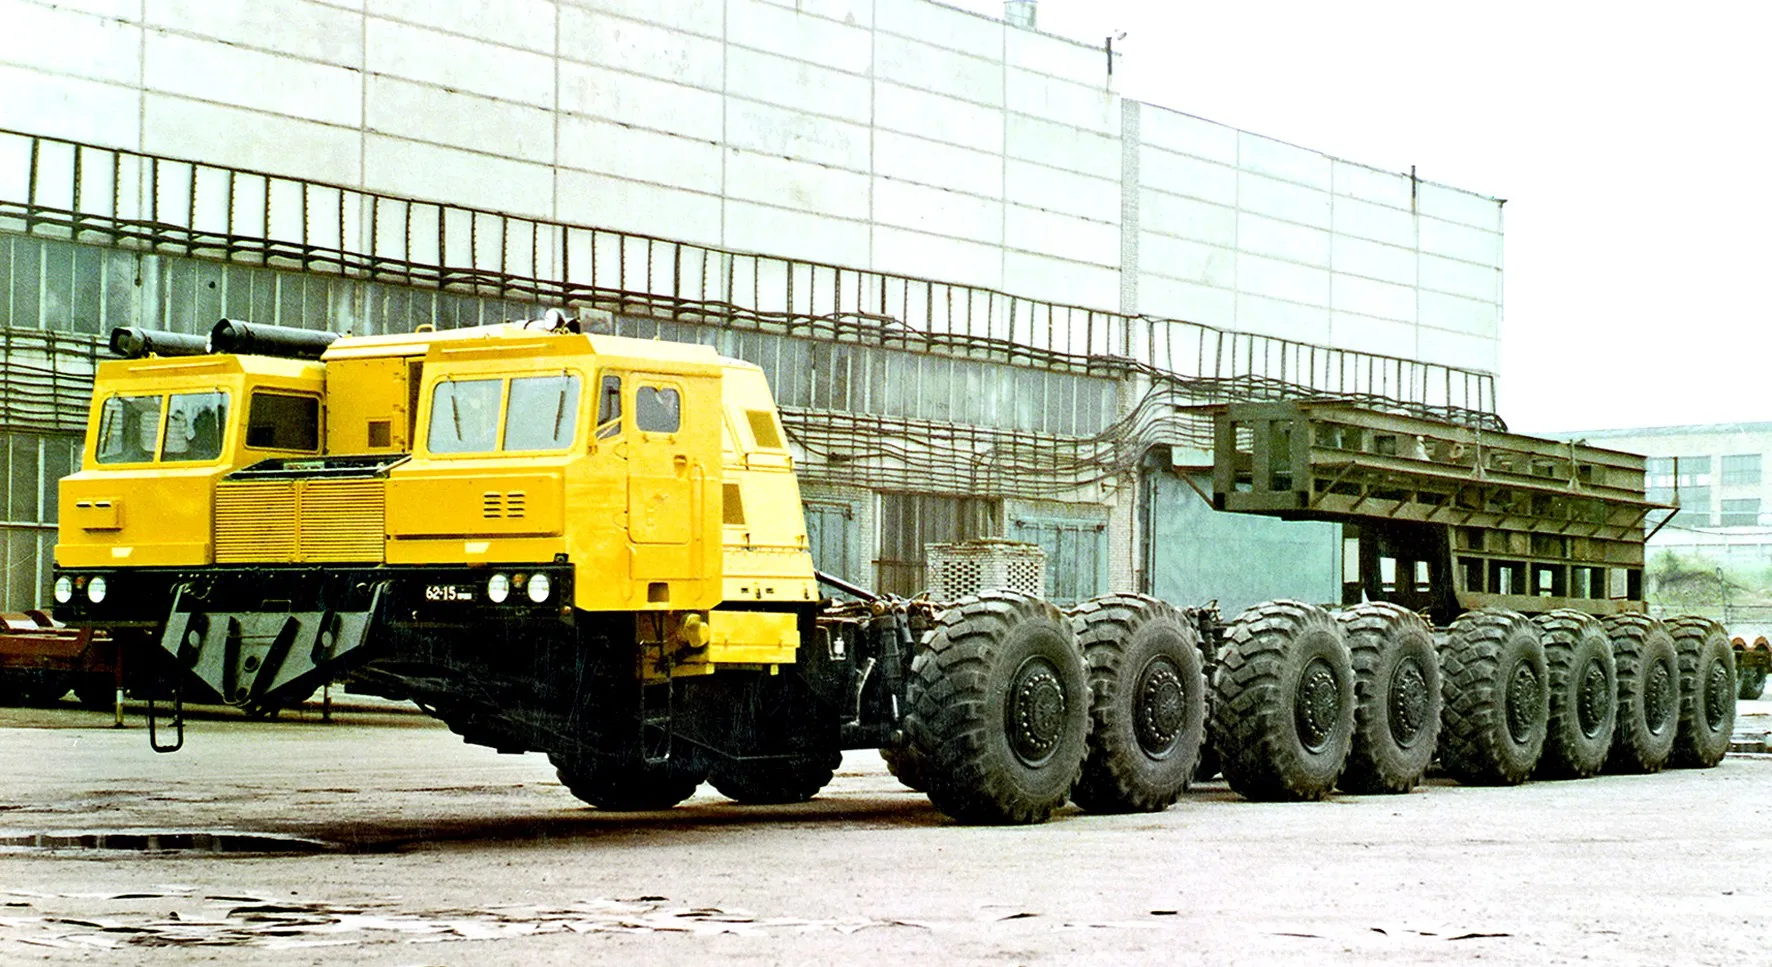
[109,327,210,359]
[208,319,340,360]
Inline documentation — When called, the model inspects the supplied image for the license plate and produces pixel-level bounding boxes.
[424,584,476,602]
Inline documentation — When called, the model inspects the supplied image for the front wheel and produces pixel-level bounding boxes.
[710,749,841,805]
[550,751,708,811]
[905,590,1089,825]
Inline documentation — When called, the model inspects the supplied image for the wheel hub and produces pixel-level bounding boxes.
[1007,657,1067,767]
[1704,661,1731,731]
[1387,656,1431,747]
[1643,660,1674,735]
[1134,658,1187,757]
[1505,661,1541,744]
[1294,657,1341,754]
[1577,658,1612,738]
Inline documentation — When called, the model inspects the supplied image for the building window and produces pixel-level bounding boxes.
[1722,498,1761,527]
[1722,453,1762,486]
[1680,488,1712,526]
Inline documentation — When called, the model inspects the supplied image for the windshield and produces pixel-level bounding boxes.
[426,379,502,453]
[94,390,231,464]
[504,375,581,451]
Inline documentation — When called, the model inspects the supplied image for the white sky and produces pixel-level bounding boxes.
[972,0,1772,433]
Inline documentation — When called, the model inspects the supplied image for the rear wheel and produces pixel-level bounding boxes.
[1738,649,1768,700]
[1068,594,1206,813]
[1211,600,1354,802]
[1534,610,1616,779]
[1667,616,1736,768]
[905,590,1089,825]
[550,751,708,811]
[1603,613,1680,774]
[1337,602,1441,794]
[879,743,928,792]
[710,748,841,805]
[1439,609,1547,786]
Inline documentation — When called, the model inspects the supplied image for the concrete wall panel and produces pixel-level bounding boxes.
[364,134,552,218]
[1331,273,1415,323]
[570,0,723,39]
[1237,254,1330,307]
[0,66,139,149]
[1139,106,1238,166]
[1237,212,1330,268]
[1139,147,1237,207]
[556,167,722,244]
[1006,114,1117,179]
[872,224,1002,287]
[144,94,359,184]
[557,61,723,142]
[1238,132,1332,191]
[727,98,870,171]
[0,0,140,86]
[559,6,724,90]
[1417,324,1497,373]
[727,46,873,125]
[727,0,873,73]
[1004,25,1102,87]
[1004,161,1117,222]
[1419,290,1499,338]
[1332,235,1416,287]
[367,18,553,108]
[1332,160,1412,209]
[1237,172,1330,231]
[874,0,1002,61]
[1139,233,1234,289]
[371,0,555,54]
[873,177,1002,245]
[754,0,872,29]
[557,115,722,194]
[1332,195,1416,249]
[873,33,1001,106]
[145,32,361,128]
[1330,310,1416,357]
[1236,292,1330,344]
[1418,181,1501,231]
[1006,205,1116,267]
[146,0,362,68]
[1419,252,1498,302]
[1139,189,1235,248]
[1419,216,1500,266]
[1140,274,1236,326]
[1005,68,1116,136]
[1003,250,1118,310]
[724,197,869,265]
[726,150,871,222]
[874,130,1002,198]
[875,81,1002,154]
[367,76,554,161]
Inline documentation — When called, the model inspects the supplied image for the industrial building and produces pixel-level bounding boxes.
[0,0,1505,612]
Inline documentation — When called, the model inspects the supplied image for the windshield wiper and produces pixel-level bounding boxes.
[448,384,463,442]
[551,376,568,441]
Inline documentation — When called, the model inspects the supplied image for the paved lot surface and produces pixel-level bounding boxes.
[1,698,1769,965]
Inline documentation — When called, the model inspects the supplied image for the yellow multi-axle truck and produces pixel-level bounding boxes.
[50,317,1738,824]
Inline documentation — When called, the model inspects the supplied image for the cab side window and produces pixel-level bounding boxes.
[596,374,622,440]
[246,392,320,451]
[636,386,681,433]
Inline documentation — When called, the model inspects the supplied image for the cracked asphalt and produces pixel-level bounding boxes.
[1,698,1769,965]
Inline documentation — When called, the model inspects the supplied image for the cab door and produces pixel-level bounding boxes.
[625,374,704,597]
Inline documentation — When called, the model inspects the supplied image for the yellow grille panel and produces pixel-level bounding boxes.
[215,481,298,563]
[215,479,385,563]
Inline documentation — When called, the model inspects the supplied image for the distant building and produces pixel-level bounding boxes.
[1548,423,1772,567]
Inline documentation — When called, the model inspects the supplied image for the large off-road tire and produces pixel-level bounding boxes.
[1336,602,1441,794]
[1667,616,1736,768]
[1602,613,1680,774]
[549,752,708,811]
[905,590,1089,825]
[1439,609,1547,786]
[1068,594,1206,813]
[710,748,841,805]
[1210,601,1354,802]
[1533,610,1617,779]
[879,743,928,792]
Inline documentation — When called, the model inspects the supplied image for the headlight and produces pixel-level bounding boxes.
[54,576,73,604]
[527,573,551,603]
[486,573,510,604]
[87,576,108,603]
